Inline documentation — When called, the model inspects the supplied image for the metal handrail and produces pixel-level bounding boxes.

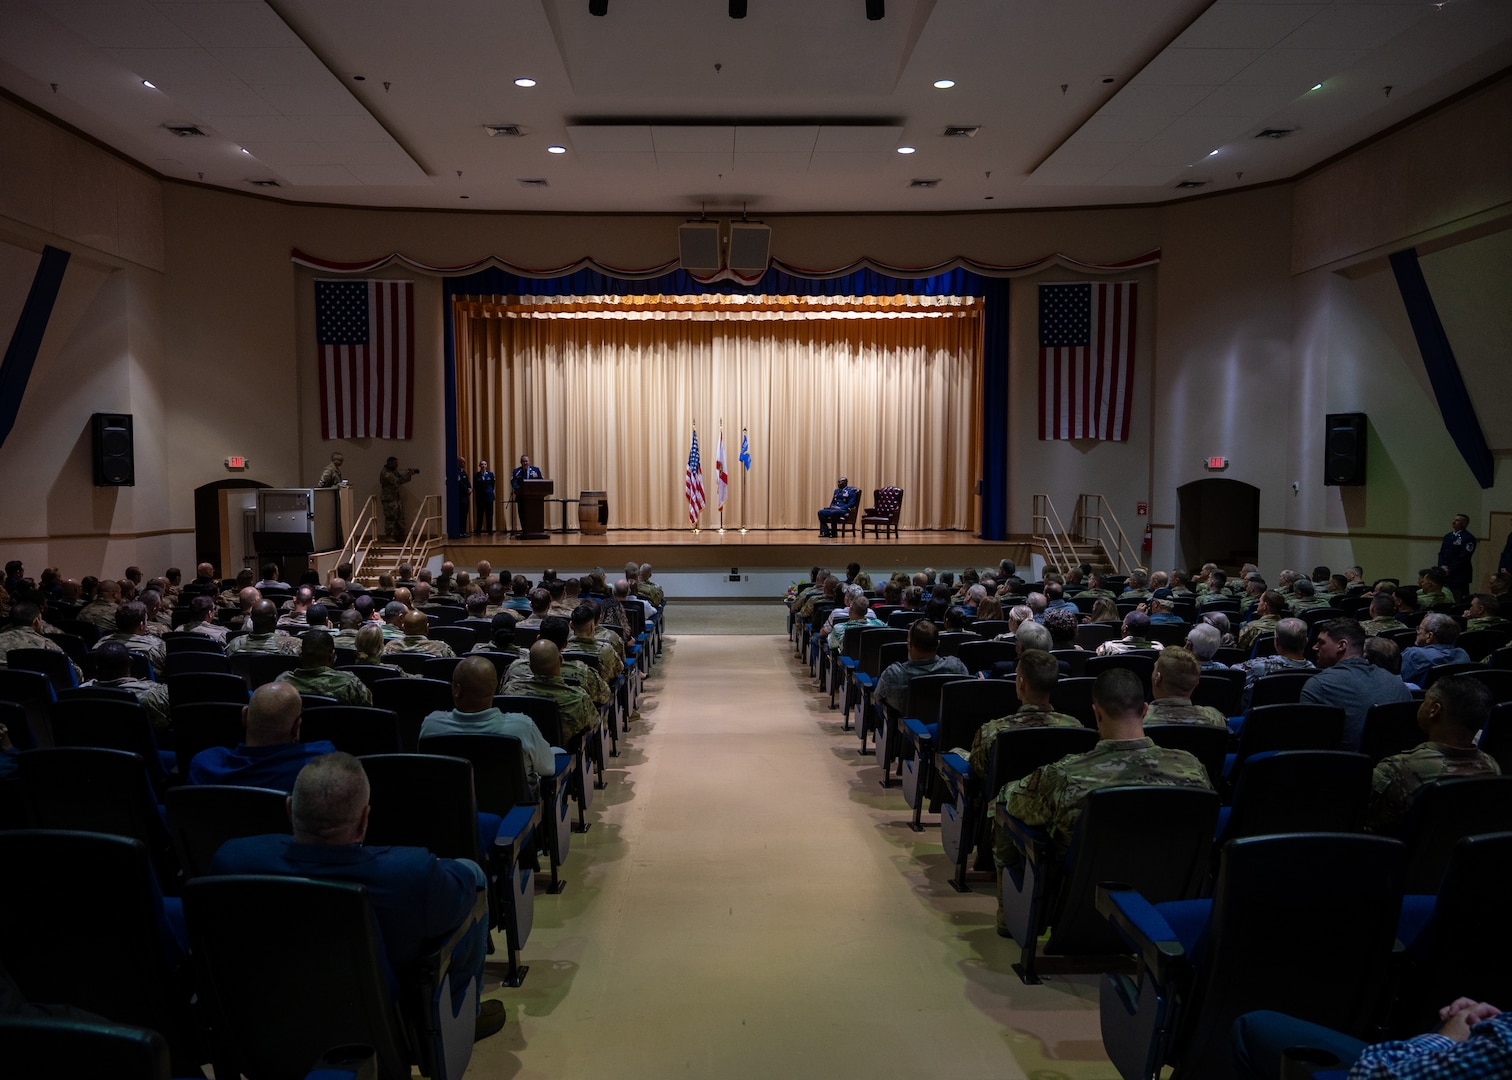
[395,495,442,569]
[336,495,381,581]
[1075,494,1139,575]
[1031,494,1079,574]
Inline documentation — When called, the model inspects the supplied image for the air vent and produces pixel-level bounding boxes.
[942,125,979,138]
[909,178,941,188]
[517,178,549,187]
[1174,179,1208,190]
[164,124,207,137]
[247,179,281,187]
[1255,127,1296,140]
[484,124,524,138]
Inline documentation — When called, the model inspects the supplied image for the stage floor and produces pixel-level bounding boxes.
[442,528,1025,574]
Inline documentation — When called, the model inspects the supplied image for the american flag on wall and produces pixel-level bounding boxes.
[315,279,415,440]
[684,429,706,526]
[1038,281,1137,441]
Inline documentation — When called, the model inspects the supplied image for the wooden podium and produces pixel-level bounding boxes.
[517,478,553,539]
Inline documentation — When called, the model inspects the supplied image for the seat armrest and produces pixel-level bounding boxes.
[1095,884,1185,984]
[936,752,972,786]
[411,887,489,987]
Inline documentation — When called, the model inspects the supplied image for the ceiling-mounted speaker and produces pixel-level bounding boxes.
[678,222,722,274]
[728,223,771,276]
[866,0,884,19]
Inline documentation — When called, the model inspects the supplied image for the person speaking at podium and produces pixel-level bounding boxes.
[510,454,542,491]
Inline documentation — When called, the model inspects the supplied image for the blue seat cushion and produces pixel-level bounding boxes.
[903,719,938,743]
[553,752,574,778]
[498,805,538,849]
[477,811,503,856]
[1397,893,1437,951]
[940,752,970,779]
[1154,898,1211,957]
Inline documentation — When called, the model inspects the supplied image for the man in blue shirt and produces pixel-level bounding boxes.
[1300,618,1413,751]
[212,752,504,1041]
[1437,513,1476,601]
[1399,612,1473,687]
[188,681,335,792]
[473,460,496,534]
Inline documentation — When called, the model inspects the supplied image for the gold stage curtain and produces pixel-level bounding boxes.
[453,293,984,531]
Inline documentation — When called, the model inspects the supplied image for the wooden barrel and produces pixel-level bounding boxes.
[578,490,608,534]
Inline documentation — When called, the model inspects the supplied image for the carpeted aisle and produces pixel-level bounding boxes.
[466,623,1117,1079]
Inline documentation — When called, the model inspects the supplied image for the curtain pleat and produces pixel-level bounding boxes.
[452,294,983,530]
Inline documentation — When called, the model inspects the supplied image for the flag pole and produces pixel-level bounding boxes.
[739,425,748,534]
[718,418,726,535]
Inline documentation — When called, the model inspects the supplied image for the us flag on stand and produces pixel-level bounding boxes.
[316,279,415,440]
[684,429,706,525]
[1038,281,1137,441]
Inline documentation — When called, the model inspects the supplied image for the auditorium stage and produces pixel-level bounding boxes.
[437,528,1030,599]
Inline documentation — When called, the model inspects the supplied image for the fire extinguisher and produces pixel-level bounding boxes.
[1142,523,1152,556]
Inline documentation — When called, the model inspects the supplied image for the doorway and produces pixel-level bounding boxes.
[1177,479,1260,573]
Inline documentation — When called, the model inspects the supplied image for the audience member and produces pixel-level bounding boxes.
[968,649,1080,780]
[226,600,301,656]
[382,611,456,658]
[1399,612,1472,686]
[1095,611,1162,656]
[80,640,170,732]
[1358,592,1404,636]
[92,600,168,669]
[421,656,557,794]
[1237,591,1287,651]
[499,640,598,746]
[275,630,373,705]
[874,618,970,717]
[1301,618,1413,751]
[1232,617,1314,712]
[0,600,81,681]
[1184,623,1226,670]
[189,682,336,790]
[1144,648,1227,728]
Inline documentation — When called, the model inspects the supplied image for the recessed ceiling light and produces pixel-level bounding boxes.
[547,145,567,154]
[933,79,955,89]
[240,147,251,154]
[1207,148,1220,156]
[1311,83,1324,92]
[460,195,470,199]
[514,77,537,88]
[142,79,156,89]
[352,75,365,82]
[896,145,916,155]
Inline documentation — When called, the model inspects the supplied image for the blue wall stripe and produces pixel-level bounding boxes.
[0,244,71,450]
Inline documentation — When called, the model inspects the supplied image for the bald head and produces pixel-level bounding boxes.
[244,681,302,746]
[249,599,279,633]
[452,655,500,711]
[401,610,430,637]
[529,639,562,678]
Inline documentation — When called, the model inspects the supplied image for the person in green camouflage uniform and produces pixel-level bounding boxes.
[381,610,457,658]
[535,615,610,708]
[1415,568,1455,610]
[569,603,623,684]
[995,668,1212,870]
[0,600,82,682]
[1144,647,1229,729]
[968,649,1081,780]
[500,639,598,744]
[1288,577,1331,612]
[92,601,168,669]
[77,579,122,633]
[1367,674,1501,835]
[275,630,372,706]
[1358,592,1406,637]
[1464,594,1512,634]
[379,456,419,541]
[225,600,302,656]
[83,641,170,733]
[1237,590,1288,652]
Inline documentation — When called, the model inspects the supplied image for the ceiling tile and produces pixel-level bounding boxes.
[732,152,815,173]
[1174,4,1324,50]
[208,47,332,88]
[1229,47,1359,87]
[814,126,905,152]
[652,126,734,153]
[1186,81,1301,117]
[242,140,329,166]
[46,1,195,49]
[654,151,733,172]
[734,126,819,153]
[807,151,896,173]
[574,151,658,172]
[1022,163,1110,186]
[152,2,303,49]
[1076,113,1174,142]
[1095,163,1188,187]
[1097,83,1218,117]
[349,163,429,185]
[1136,47,1266,85]
[567,126,654,153]
[1276,3,1428,51]
[257,81,362,117]
[1044,140,1142,168]
[276,164,361,186]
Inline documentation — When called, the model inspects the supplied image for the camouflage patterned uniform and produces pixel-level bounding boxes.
[995,737,1213,866]
[1416,586,1455,609]
[561,656,610,707]
[637,580,665,608]
[225,632,301,657]
[76,598,118,633]
[570,632,623,684]
[0,626,83,682]
[381,635,456,658]
[499,669,598,743]
[1359,616,1406,637]
[379,463,415,540]
[968,703,1082,780]
[94,630,169,670]
[80,676,171,733]
[275,665,373,706]
[1367,742,1501,834]
[1144,697,1229,729]
[1237,615,1281,651]
[595,626,627,664]
[1466,617,1512,634]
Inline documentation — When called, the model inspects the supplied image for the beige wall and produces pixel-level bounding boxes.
[1,76,1509,584]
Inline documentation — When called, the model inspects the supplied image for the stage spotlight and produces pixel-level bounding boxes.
[730,0,747,16]
[866,0,883,19]
[589,0,607,15]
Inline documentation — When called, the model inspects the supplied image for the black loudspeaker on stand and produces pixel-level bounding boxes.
[91,412,135,486]
[1324,412,1366,486]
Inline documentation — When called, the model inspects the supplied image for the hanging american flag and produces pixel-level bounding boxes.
[316,279,415,440]
[714,430,729,511]
[1038,281,1137,441]
[684,429,706,525]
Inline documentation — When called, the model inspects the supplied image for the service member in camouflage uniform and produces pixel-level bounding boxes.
[275,630,373,706]
[569,603,623,685]
[225,600,302,657]
[1366,674,1500,835]
[537,615,610,708]
[379,456,419,541]
[316,452,345,488]
[1095,611,1164,657]
[1415,567,1455,610]
[77,579,122,633]
[92,601,168,670]
[1144,647,1229,728]
[1232,617,1314,712]
[381,611,457,659]
[968,649,1082,780]
[0,600,82,682]
[994,668,1213,871]
[82,641,171,733]
[1464,594,1512,634]
[1237,590,1288,652]
[1358,592,1406,637]
[500,639,598,745]
[1288,577,1331,613]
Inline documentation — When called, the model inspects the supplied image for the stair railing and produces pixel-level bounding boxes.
[336,496,381,583]
[1031,494,1079,575]
[1074,494,1140,575]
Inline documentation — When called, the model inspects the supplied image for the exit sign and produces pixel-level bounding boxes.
[225,456,248,470]
[1205,456,1228,470]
